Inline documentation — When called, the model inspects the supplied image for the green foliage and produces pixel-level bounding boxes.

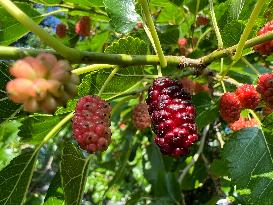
[0,0,273,204]
[0,62,21,123]
[223,127,273,205]
[0,149,38,205]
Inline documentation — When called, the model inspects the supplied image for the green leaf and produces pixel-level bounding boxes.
[0,149,38,205]
[222,20,245,47]
[0,62,21,123]
[60,142,91,205]
[0,120,21,170]
[44,171,64,205]
[78,37,148,99]
[55,99,78,115]
[0,3,44,45]
[223,128,273,205]
[19,115,60,144]
[103,0,140,33]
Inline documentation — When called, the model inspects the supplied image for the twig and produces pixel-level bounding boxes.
[179,125,210,184]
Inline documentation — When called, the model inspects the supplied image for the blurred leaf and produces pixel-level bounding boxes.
[0,149,38,205]
[19,115,60,144]
[222,20,245,47]
[210,159,229,177]
[0,3,44,45]
[78,37,148,99]
[60,142,91,205]
[223,128,273,205]
[76,31,109,52]
[55,99,78,115]
[44,171,64,205]
[0,62,21,123]
[157,25,180,45]
[103,0,140,33]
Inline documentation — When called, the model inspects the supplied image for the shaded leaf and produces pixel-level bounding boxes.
[223,128,273,205]
[0,149,38,205]
[0,62,21,123]
[60,142,91,205]
[44,171,64,205]
[19,115,60,144]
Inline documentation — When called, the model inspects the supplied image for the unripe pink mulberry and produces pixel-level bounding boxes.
[254,20,273,55]
[220,92,241,123]
[72,96,112,153]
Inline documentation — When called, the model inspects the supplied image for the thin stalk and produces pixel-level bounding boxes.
[232,0,266,62]
[241,57,261,75]
[139,0,167,69]
[41,9,68,17]
[179,125,210,184]
[194,27,212,50]
[209,0,223,48]
[1,31,273,67]
[37,112,74,150]
[0,0,81,61]
[248,109,262,127]
[72,64,114,75]
[98,67,120,97]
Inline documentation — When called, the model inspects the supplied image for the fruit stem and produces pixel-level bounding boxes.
[139,0,167,72]
[232,0,266,63]
[37,112,74,150]
[209,0,223,49]
[241,57,261,75]
[0,0,81,61]
[72,64,115,75]
[179,125,210,184]
[98,66,120,97]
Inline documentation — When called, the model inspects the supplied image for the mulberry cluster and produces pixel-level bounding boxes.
[6,53,79,113]
[72,96,112,153]
[146,77,199,157]
[220,85,260,123]
[254,20,273,55]
[56,23,67,38]
[75,16,91,37]
[229,117,259,131]
[256,73,273,108]
[132,103,151,130]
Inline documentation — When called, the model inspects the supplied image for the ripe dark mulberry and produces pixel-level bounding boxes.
[220,92,241,123]
[75,16,91,37]
[132,103,151,130]
[256,73,273,108]
[56,23,67,38]
[72,96,112,153]
[146,77,198,157]
[254,20,273,55]
[235,84,260,110]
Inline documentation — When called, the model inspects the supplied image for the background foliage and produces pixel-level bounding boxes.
[0,0,273,205]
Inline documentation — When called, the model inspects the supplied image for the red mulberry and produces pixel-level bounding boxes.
[235,84,260,110]
[72,96,112,153]
[229,117,259,131]
[75,16,91,37]
[256,73,273,108]
[56,23,67,38]
[132,103,151,130]
[146,77,198,157]
[220,92,241,123]
[254,20,273,55]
